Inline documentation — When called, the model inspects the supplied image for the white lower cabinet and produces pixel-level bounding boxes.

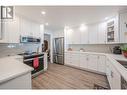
[65,52,121,89]
[106,58,121,89]
[71,53,80,67]
[65,52,105,73]
[87,54,98,71]
[98,55,106,73]
[106,59,113,87]
[80,54,88,69]
[65,53,80,67]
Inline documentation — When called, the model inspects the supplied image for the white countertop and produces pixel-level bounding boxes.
[65,51,127,61]
[0,55,33,84]
[65,51,127,81]
[107,54,127,62]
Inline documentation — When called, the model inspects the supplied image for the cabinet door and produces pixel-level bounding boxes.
[98,22,106,44]
[120,12,127,43]
[106,16,119,43]
[4,15,20,43]
[98,55,106,73]
[20,17,31,36]
[88,54,98,71]
[65,29,73,44]
[0,20,10,43]
[106,58,121,89]
[64,53,71,65]
[71,53,80,67]
[80,28,88,44]
[65,53,80,67]
[71,28,81,44]
[80,54,88,69]
[106,59,113,88]
[88,24,98,44]
[114,16,119,43]
[31,22,40,38]
[111,65,121,89]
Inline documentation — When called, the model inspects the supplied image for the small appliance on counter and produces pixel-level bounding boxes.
[113,46,122,54]
[79,48,85,52]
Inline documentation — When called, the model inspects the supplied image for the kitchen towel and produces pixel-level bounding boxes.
[33,57,39,69]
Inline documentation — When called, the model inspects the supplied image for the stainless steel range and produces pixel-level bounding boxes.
[18,52,44,75]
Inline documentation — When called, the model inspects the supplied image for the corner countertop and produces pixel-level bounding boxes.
[0,55,33,84]
[107,54,127,62]
[65,51,127,81]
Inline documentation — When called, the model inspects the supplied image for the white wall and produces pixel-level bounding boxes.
[52,29,64,38]
[68,44,123,53]
[0,43,40,57]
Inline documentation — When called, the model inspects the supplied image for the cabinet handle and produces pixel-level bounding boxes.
[111,71,114,78]
[87,57,89,61]
[124,22,127,28]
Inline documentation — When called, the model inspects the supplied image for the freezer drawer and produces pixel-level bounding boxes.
[53,54,64,65]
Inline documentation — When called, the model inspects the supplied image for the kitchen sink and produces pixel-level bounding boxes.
[117,60,127,68]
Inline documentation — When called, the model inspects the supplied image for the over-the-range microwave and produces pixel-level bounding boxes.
[20,36,41,43]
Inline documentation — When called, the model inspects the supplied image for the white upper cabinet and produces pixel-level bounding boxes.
[20,17,31,36]
[31,22,41,38]
[0,14,42,43]
[64,28,73,44]
[88,24,98,44]
[64,15,120,45]
[71,28,81,44]
[120,12,127,43]
[106,16,119,43]
[0,15,20,43]
[20,17,41,37]
[80,27,88,44]
[8,15,20,43]
[98,22,106,44]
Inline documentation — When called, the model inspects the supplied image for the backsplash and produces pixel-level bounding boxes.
[0,43,41,57]
[67,44,123,53]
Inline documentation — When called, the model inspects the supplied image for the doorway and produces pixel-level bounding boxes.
[44,33,51,63]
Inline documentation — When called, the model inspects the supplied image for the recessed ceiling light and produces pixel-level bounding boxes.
[45,23,49,26]
[41,11,46,15]
[105,17,109,20]
[79,24,87,31]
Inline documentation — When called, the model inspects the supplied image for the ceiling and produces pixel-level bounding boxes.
[15,6,127,31]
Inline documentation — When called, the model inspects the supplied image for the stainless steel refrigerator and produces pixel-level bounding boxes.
[53,37,64,65]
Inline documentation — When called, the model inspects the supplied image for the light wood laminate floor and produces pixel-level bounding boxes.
[32,63,109,89]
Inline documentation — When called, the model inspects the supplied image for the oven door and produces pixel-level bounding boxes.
[24,56,44,74]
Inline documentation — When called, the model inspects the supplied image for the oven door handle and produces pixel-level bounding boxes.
[24,56,44,62]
